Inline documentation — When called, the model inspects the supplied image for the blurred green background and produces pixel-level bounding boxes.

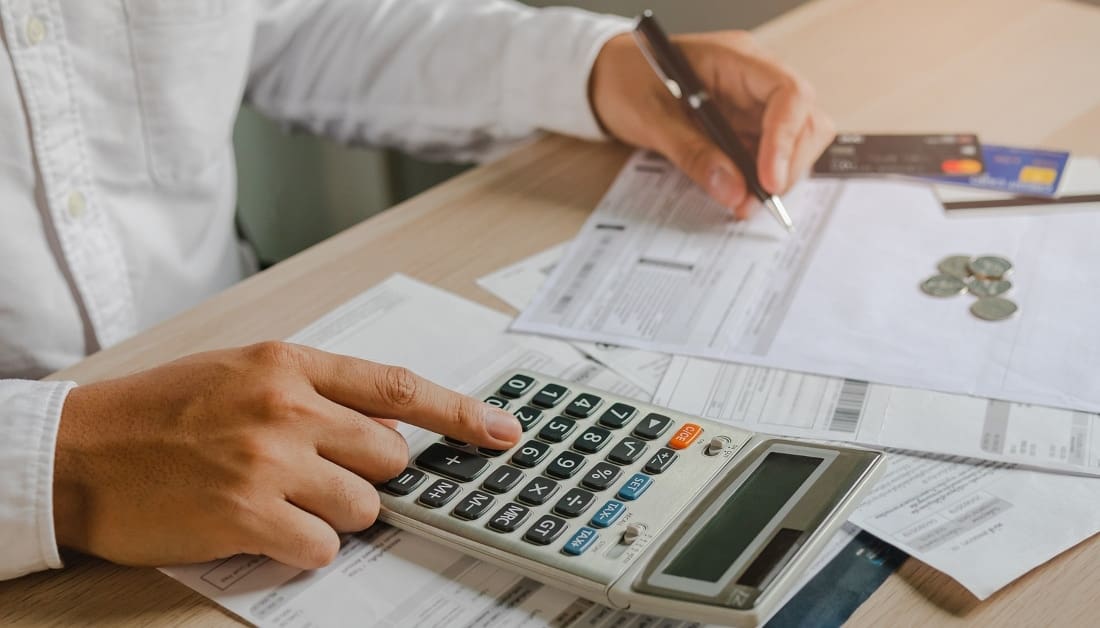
[234,1,808,263]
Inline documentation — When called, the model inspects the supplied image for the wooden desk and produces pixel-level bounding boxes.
[3,0,1099,624]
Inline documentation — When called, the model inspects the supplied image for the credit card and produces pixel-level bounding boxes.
[922,144,1069,197]
[813,133,984,176]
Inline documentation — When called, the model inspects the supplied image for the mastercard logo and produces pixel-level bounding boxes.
[941,159,984,175]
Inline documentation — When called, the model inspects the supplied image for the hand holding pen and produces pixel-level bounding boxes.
[588,12,836,224]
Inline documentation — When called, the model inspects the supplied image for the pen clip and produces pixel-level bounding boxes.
[631,19,683,100]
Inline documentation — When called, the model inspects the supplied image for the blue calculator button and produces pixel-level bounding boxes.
[617,473,653,501]
[590,500,626,528]
[563,526,600,556]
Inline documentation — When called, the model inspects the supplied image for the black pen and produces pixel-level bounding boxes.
[633,10,794,231]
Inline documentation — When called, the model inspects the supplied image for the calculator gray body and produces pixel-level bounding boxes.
[378,371,886,627]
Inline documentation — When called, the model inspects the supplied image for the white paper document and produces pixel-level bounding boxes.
[479,242,672,397]
[513,151,1100,413]
[159,275,840,627]
[651,357,1100,598]
[655,356,1100,476]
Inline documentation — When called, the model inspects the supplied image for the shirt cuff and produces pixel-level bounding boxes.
[0,379,75,580]
[501,8,633,142]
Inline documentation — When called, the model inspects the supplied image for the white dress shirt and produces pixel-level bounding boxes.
[0,0,630,580]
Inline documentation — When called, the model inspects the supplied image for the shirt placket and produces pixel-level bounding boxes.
[0,0,136,351]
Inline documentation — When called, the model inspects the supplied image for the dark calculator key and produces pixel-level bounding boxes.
[418,479,461,508]
[382,467,426,496]
[444,437,468,447]
[482,465,525,494]
[553,488,597,518]
[581,462,622,491]
[644,448,679,474]
[633,413,673,440]
[545,451,587,479]
[537,417,577,443]
[517,477,560,506]
[511,440,551,468]
[415,443,491,482]
[607,437,648,465]
[488,502,530,533]
[484,395,511,410]
[498,374,536,399]
[452,490,495,520]
[531,384,569,408]
[573,426,613,454]
[598,403,637,429]
[478,447,507,457]
[514,406,544,432]
[564,393,603,418]
[524,514,570,546]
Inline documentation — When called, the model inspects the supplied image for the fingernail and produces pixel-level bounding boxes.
[708,166,744,207]
[772,157,789,191]
[484,407,521,442]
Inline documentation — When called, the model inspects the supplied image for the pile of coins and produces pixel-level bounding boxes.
[920,255,1018,321]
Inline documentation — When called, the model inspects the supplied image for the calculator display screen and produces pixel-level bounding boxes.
[662,453,822,583]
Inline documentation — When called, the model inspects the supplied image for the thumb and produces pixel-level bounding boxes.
[659,119,748,213]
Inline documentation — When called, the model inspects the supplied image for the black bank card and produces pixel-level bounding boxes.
[813,133,984,177]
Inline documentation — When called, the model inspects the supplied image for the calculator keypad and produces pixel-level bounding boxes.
[382,372,738,568]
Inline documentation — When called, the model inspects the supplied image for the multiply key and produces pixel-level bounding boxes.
[517,477,560,506]
[415,443,490,482]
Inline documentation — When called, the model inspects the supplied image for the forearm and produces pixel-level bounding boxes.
[247,0,631,161]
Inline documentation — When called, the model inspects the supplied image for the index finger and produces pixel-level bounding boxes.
[296,346,522,449]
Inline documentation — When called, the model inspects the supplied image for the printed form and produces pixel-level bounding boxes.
[491,244,1100,476]
[513,151,1100,413]
[160,275,846,627]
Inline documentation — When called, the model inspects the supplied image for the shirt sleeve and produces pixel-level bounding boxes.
[0,379,74,580]
[247,0,633,161]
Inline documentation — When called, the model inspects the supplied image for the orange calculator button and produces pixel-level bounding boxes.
[668,423,703,450]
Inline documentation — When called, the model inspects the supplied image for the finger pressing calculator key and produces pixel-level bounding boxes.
[377,369,886,627]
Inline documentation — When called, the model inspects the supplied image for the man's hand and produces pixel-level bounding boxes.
[590,31,835,219]
[52,342,521,569]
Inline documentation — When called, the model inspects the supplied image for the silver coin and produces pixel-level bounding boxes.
[920,274,967,297]
[968,255,1013,280]
[937,255,972,279]
[967,279,1012,298]
[970,297,1018,321]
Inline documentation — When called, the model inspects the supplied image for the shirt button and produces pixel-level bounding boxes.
[26,17,46,46]
[67,191,86,219]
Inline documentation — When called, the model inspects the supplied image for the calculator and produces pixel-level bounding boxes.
[379,370,886,626]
